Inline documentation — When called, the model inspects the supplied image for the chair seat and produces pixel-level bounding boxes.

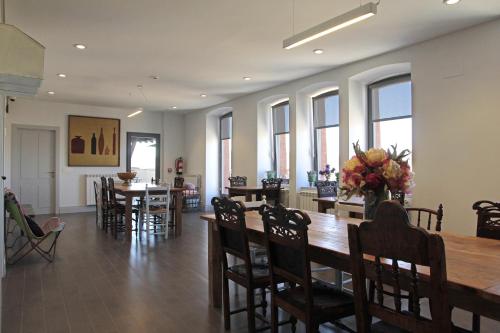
[371,319,473,333]
[276,280,354,320]
[228,263,269,280]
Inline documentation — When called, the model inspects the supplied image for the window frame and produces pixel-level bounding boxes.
[367,74,412,148]
[312,90,340,173]
[271,101,290,178]
[219,112,233,194]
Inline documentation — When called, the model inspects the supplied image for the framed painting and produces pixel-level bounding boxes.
[68,115,120,166]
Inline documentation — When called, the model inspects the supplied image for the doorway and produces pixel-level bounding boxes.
[11,127,56,215]
[126,132,161,182]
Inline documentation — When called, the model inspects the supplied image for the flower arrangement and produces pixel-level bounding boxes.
[319,164,335,181]
[341,142,413,199]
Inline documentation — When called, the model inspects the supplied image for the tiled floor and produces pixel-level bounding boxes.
[1,212,498,332]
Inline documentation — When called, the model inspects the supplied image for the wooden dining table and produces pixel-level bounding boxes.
[114,183,185,240]
[226,186,264,201]
[200,210,500,322]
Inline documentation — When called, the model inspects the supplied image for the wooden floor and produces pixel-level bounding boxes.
[2,212,498,333]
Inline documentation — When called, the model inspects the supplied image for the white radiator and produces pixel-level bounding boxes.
[85,174,117,205]
[297,189,318,211]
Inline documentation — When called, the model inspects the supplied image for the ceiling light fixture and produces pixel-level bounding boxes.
[313,49,324,54]
[283,2,378,50]
[128,109,143,118]
[243,77,252,81]
[73,43,86,50]
[57,73,67,78]
[152,75,160,80]
[172,106,177,109]
[200,94,207,98]
[47,91,55,95]
[443,0,461,4]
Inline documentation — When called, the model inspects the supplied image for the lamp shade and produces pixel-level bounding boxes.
[0,23,44,96]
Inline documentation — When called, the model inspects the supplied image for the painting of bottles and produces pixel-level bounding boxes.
[68,115,120,166]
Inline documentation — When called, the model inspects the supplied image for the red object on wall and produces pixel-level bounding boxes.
[175,157,184,175]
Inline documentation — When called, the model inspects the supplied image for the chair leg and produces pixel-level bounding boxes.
[271,301,279,333]
[247,288,256,333]
[305,321,319,333]
[473,313,480,333]
[222,276,231,330]
[290,315,297,333]
[260,288,267,317]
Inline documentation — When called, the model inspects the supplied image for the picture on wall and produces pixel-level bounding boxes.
[68,115,120,166]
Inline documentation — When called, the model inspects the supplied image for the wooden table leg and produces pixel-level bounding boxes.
[125,195,133,241]
[245,192,252,202]
[208,222,222,308]
[175,192,183,236]
[318,201,327,214]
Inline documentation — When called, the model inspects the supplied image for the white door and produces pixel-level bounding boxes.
[12,127,56,215]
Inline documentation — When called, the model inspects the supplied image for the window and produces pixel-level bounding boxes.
[368,75,412,164]
[272,101,289,179]
[313,90,340,174]
[220,113,232,194]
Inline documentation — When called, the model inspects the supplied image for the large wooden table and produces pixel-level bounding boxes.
[226,186,264,201]
[114,183,184,240]
[200,210,500,321]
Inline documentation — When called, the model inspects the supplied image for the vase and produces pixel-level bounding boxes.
[98,128,104,155]
[91,133,97,155]
[364,189,388,220]
[71,136,85,154]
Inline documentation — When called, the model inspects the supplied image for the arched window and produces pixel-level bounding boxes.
[312,90,340,174]
[368,74,412,164]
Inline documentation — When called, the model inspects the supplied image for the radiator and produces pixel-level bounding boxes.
[85,174,117,205]
[297,189,318,211]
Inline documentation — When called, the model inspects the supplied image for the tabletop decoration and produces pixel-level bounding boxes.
[307,170,317,187]
[319,164,334,181]
[340,141,413,219]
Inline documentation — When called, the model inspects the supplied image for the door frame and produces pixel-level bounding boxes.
[11,124,60,214]
[126,132,161,181]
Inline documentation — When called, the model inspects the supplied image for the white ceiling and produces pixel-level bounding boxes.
[8,0,500,112]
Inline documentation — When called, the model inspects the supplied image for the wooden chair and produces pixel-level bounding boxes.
[229,176,247,187]
[139,184,170,239]
[348,200,470,333]
[261,178,282,206]
[100,176,111,232]
[260,204,355,333]
[107,177,126,238]
[211,196,269,332]
[406,204,444,232]
[4,190,64,264]
[93,181,99,226]
[473,200,500,240]
[316,180,337,198]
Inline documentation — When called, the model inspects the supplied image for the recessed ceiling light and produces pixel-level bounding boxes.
[57,73,67,78]
[137,84,143,88]
[128,109,143,118]
[151,75,160,80]
[200,94,207,98]
[47,91,55,95]
[172,106,177,109]
[443,0,461,4]
[313,49,324,54]
[243,77,252,81]
[73,43,86,50]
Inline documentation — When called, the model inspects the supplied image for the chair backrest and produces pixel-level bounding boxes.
[228,176,247,187]
[406,205,444,232]
[211,197,253,276]
[174,176,184,188]
[348,201,451,333]
[107,177,119,207]
[4,190,37,239]
[145,184,171,214]
[472,200,500,240]
[316,180,337,198]
[261,178,282,203]
[260,204,314,309]
[100,177,109,207]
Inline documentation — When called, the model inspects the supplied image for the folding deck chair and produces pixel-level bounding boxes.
[4,190,64,264]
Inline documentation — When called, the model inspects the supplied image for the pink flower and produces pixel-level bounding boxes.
[365,173,383,189]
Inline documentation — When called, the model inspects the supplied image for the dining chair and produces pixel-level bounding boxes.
[348,200,471,333]
[211,196,270,332]
[139,184,170,239]
[93,181,99,226]
[107,178,127,238]
[100,176,111,232]
[316,180,337,198]
[406,204,444,232]
[229,176,247,187]
[260,204,355,333]
[261,178,282,206]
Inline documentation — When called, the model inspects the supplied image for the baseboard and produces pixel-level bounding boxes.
[59,205,96,214]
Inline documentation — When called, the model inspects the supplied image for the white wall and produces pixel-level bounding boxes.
[184,19,500,235]
[5,98,184,212]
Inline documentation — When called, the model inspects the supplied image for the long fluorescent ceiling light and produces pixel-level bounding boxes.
[283,2,378,50]
[128,110,143,118]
